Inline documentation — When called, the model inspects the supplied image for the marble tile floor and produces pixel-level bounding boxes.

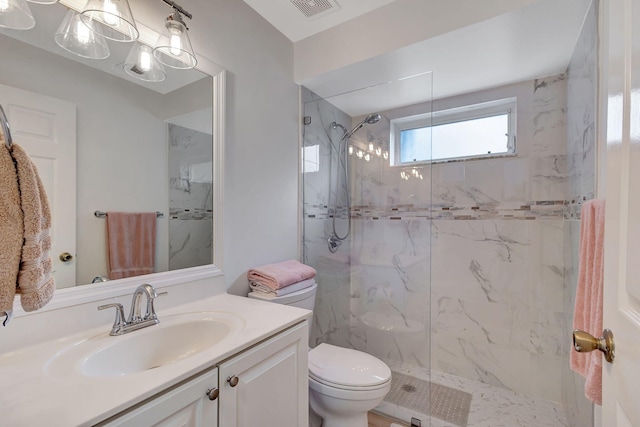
[375,360,568,427]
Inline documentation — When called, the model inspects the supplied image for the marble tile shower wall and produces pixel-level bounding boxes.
[303,71,587,403]
[302,88,354,349]
[168,124,213,271]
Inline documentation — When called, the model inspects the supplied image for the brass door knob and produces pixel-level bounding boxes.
[573,329,615,363]
[206,388,219,401]
[227,375,239,387]
[59,252,73,262]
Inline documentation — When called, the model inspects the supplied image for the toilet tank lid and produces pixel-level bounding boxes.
[308,343,391,387]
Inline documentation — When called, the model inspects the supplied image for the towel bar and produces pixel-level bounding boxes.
[94,210,164,218]
[0,104,13,149]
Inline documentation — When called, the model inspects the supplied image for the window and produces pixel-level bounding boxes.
[303,144,320,173]
[390,98,516,165]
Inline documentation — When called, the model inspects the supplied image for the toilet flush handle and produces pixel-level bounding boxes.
[227,375,239,387]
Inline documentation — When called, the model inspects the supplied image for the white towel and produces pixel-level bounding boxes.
[250,278,315,297]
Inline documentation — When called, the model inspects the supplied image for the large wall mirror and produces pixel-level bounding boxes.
[0,1,224,289]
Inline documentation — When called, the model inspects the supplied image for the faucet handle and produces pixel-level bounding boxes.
[98,303,126,335]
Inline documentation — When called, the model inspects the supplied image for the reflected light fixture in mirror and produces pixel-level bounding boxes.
[0,0,35,30]
[80,0,138,42]
[153,8,196,70]
[55,9,110,59]
[124,42,166,82]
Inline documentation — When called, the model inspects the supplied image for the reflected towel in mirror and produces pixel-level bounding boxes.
[106,212,157,280]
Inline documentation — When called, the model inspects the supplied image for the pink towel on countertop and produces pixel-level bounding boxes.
[106,212,157,280]
[570,199,605,405]
[247,260,316,291]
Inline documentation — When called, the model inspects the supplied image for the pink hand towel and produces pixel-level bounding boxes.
[570,199,605,405]
[247,260,316,291]
[106,212,157,280]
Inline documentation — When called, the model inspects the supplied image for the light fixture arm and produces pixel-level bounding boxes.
[160,0,192,20]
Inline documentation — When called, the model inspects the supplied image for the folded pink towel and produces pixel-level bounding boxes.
[250,277,315,296]
[106,212,157,280]
[570,199,605,405]
[247,260,316,291]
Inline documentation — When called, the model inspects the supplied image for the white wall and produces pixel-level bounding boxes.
[184,0,300,295]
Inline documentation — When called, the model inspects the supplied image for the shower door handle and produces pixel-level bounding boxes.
[573,329,615,363]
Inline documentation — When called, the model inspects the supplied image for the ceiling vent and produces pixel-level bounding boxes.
[290,0,340,19]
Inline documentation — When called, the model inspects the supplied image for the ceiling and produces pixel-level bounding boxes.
[242,0,397,42]
[244,0,593,116]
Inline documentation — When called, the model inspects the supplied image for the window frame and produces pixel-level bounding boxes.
[390,97,517,166]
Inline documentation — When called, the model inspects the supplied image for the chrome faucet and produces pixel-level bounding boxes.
[98,284,163,336]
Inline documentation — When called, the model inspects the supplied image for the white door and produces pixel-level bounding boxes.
[0,84,77,289]
[600,0,640,425]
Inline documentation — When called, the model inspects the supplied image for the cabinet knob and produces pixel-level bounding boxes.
[227,375,239,387]
[206,387,219,401]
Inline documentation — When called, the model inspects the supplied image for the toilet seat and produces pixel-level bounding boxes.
[309,375,391,401]
[308,343,391,391]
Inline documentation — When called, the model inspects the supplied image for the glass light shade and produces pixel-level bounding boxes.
[153,14,197,70]
[25,0,57,4]
[0,0,35,30]
[55,9,110,59]
[124,42,166,82]
[81,0,138,42]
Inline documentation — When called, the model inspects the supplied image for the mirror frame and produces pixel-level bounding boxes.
[8,66,226,318]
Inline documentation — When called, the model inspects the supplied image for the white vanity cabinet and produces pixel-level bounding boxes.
[102,368,220,426]
[218,321,308,426]
[102,321,308,427]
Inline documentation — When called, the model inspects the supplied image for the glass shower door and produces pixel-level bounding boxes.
[301,72,434,425]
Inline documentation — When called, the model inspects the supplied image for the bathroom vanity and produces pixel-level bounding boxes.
[0,272,311,427]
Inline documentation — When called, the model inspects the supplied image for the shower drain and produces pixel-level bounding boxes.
[401,384,417,393]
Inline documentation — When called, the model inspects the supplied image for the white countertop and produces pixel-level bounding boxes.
[0,293,311,427]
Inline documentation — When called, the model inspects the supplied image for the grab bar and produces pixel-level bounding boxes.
[94,210,164,218]
[0,104,13,150]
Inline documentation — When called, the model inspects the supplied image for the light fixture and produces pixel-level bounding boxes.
[124,42,166,82]
[55,9,110,59]
[375,147,382,157]
[153,8,197,69]
[364,153,371,162]
[383,150,389,160]
[25,0,57,4]
[356,150,364,159]
[0,0,35,30]
[81,0,139,42]
[348,145,354,155]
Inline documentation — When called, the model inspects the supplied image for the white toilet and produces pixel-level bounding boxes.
[248,283,392,427]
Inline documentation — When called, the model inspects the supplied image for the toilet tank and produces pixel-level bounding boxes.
[247,282,317,311]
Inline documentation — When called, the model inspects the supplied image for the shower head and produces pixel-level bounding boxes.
[343,113,381,140]
[364,113,381,124]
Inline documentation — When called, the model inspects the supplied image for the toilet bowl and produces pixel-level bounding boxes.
[248,282,392,427]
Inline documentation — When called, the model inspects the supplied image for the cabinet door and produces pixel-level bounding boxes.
[103,368,219,427]
[218,321,308,427]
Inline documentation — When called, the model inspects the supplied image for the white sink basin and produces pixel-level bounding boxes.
[46,311,244,378]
